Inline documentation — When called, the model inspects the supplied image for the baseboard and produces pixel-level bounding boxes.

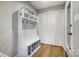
[41,43,63,48]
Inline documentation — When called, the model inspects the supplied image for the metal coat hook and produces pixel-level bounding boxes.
[26,21,28,24]
[22,20,24,23]
[30,22,31,24]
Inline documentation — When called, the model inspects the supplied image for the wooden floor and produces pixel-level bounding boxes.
[32,43,67,57]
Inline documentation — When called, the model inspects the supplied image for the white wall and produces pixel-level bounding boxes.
[38,10,65,46]
[73,1,79,56]
[38,12,56,45]
[0,1,37,56]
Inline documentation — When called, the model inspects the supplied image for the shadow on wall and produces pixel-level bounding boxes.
[12,10,18,57]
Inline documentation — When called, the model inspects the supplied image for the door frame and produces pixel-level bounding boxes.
[65,1,74,56]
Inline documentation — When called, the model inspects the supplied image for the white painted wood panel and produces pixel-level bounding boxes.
[38,12,56,45]
[38,10,65,46]
[55,11,65,46]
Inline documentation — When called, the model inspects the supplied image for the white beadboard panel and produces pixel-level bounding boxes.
[38,10,65,46]
[38,13,56,32]
[56,11,65,26]
[40,31,55,45]
[55,31,65,46]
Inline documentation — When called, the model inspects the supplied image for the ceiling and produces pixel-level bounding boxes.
[29,1,65,10]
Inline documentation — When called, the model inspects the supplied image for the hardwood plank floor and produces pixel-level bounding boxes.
[32,43,67,57]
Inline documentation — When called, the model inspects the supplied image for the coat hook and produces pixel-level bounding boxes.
[30,22,31,24]
[26,21,28,24]
[22,21,24,23]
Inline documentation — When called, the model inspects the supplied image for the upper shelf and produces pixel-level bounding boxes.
[19,7,38,23]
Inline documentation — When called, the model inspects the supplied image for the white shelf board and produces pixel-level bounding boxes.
[25,37,40,47]
[24,11,38,19]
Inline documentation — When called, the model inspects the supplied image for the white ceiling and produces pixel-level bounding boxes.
[30,1,65,10]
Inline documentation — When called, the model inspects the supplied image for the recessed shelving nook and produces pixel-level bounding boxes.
[13,7,41,56]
